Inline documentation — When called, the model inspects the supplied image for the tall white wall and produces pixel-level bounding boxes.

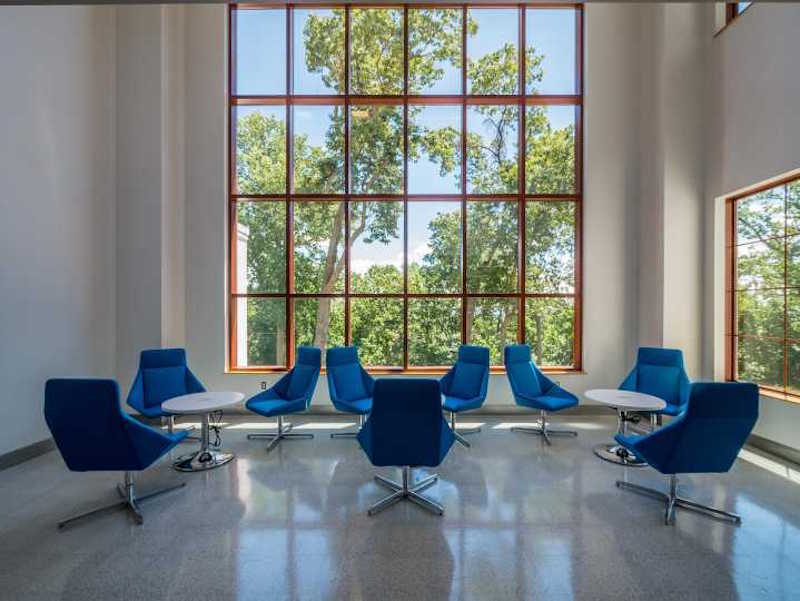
[0,7,117,455]
[181,4,644,406]
[704,4,800,450]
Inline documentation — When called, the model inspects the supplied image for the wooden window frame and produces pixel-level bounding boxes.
[725,173,800,403]
[228,2,584,374]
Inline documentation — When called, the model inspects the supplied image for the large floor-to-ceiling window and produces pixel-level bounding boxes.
[726,175,800,400]
[229,4,583,371]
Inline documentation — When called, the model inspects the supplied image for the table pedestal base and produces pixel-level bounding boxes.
[173,449,234,472]
[593,443,647,467]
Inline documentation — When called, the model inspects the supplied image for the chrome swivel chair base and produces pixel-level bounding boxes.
[330,414,366,439]
[450,412,480,448]
[616,475,742,526]
[511,410,577,446]
[58,471,186,530]
[247,415,314,452]
[368,466,443,516]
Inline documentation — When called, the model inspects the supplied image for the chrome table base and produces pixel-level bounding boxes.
[450,412,480,448]
[330,414,366,439]
[593,409,649,466]
[173,412,235,472]
[58,471,186,529]
[511,410,578,446]
[247,415,314,452]
[369,466,443,516]
[616,475,742,526]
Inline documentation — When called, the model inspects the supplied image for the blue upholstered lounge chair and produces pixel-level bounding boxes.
[440,345,489,448]
[45,378,187,528]
[358,378,455,515]
[504,344,579,445]
[614,381,758,525]
[620,347,691,425]
[326,346,374,439]
[126,348,205,436]
[245,346,321,452]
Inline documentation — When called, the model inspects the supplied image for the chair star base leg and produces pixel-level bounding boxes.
[246,418,314,452]
[449,412,478,448]
[616,476,741,526]
[511,411,577,446]
[368,467,443,516]
[59,472,186,530]
[330,414,366,439]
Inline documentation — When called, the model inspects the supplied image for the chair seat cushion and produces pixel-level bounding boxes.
[142,366,186,408]
[332,363,368,402]
[286,364,315,399]
[657,402,685,417]
[449,362,485,399]
[247,396,306,418]
[516,393,576,412]
[442,394,482,413]
[336,396,372,415]
[135,403,168,418]
[507,362,542,397]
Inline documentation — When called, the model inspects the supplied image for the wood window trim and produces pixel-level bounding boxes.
[228,3,584,374]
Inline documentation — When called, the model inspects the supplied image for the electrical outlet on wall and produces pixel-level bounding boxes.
[260,381,267,390]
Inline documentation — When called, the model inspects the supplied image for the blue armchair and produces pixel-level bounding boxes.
[504,344,579,445]
[620,347,690,426]
[440,345,489,448]
[245,346,321,452]
[326,346,374,439]
[358,378,455,516]
[126,348,205,436]
[45,378,187,528]
[615,381,758,525]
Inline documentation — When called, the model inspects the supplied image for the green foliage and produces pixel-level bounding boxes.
[234,8,578,368]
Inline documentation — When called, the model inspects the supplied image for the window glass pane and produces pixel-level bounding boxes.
[789,344,800,394]
[467,201,518,293]
[293,201,345,294]
[235,9,286,95]
[788,182,800,235]
[467,105,518,194]
[526,9,576,95]
[526,201,575,293]
[350,8,403,95]
[467,8,518,95]
[235,298,286,367]
[408,106,462,194]
[293,105,345,194]
[526,105,575,194]
[349,201,404,294]
[351,298,404,366]
[408,9,462,95]
[525,297,574,367]
[408,202,462,294]
[789,289,800,340]
[235,201,286,293]
[737,239,784,290]
[737,289,784,338]
[235,106,286,195]
[737,337,783,389]
[788,235,800,287]
[466,298,518,365]
[294,8,345,95]
[293,297,345,364]
[350,105,404,194]
[736,186,785,245]
[408,299,462,366]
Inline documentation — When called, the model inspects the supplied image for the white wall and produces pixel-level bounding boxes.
[179,4,644,407]
[704,4,800,450]
[0,7,117,455]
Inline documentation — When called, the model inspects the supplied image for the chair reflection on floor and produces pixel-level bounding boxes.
[358,378,455,515]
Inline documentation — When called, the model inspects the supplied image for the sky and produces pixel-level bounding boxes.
[235,6,576,274]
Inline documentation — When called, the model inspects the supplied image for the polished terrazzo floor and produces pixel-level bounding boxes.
[1,414,798,601]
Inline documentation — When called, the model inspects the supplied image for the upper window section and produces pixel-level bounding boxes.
[350,8,404,95]
[234,9,286,95]
[467,8,519,95]
[526,8,577,95]
[294,8,345,95]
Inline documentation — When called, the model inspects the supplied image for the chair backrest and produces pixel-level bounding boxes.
[445,345,490,400]
[283,346,321,403]
[138,348,195,408]
[622,347,689,407]
[44,379,172,472]
[358,378,454,468]
[504,344,544,398]
[326,346,372,402]
[633,381,759,474]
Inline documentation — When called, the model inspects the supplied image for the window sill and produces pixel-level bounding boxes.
[226,366,587,377]
[757,387,800,406]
